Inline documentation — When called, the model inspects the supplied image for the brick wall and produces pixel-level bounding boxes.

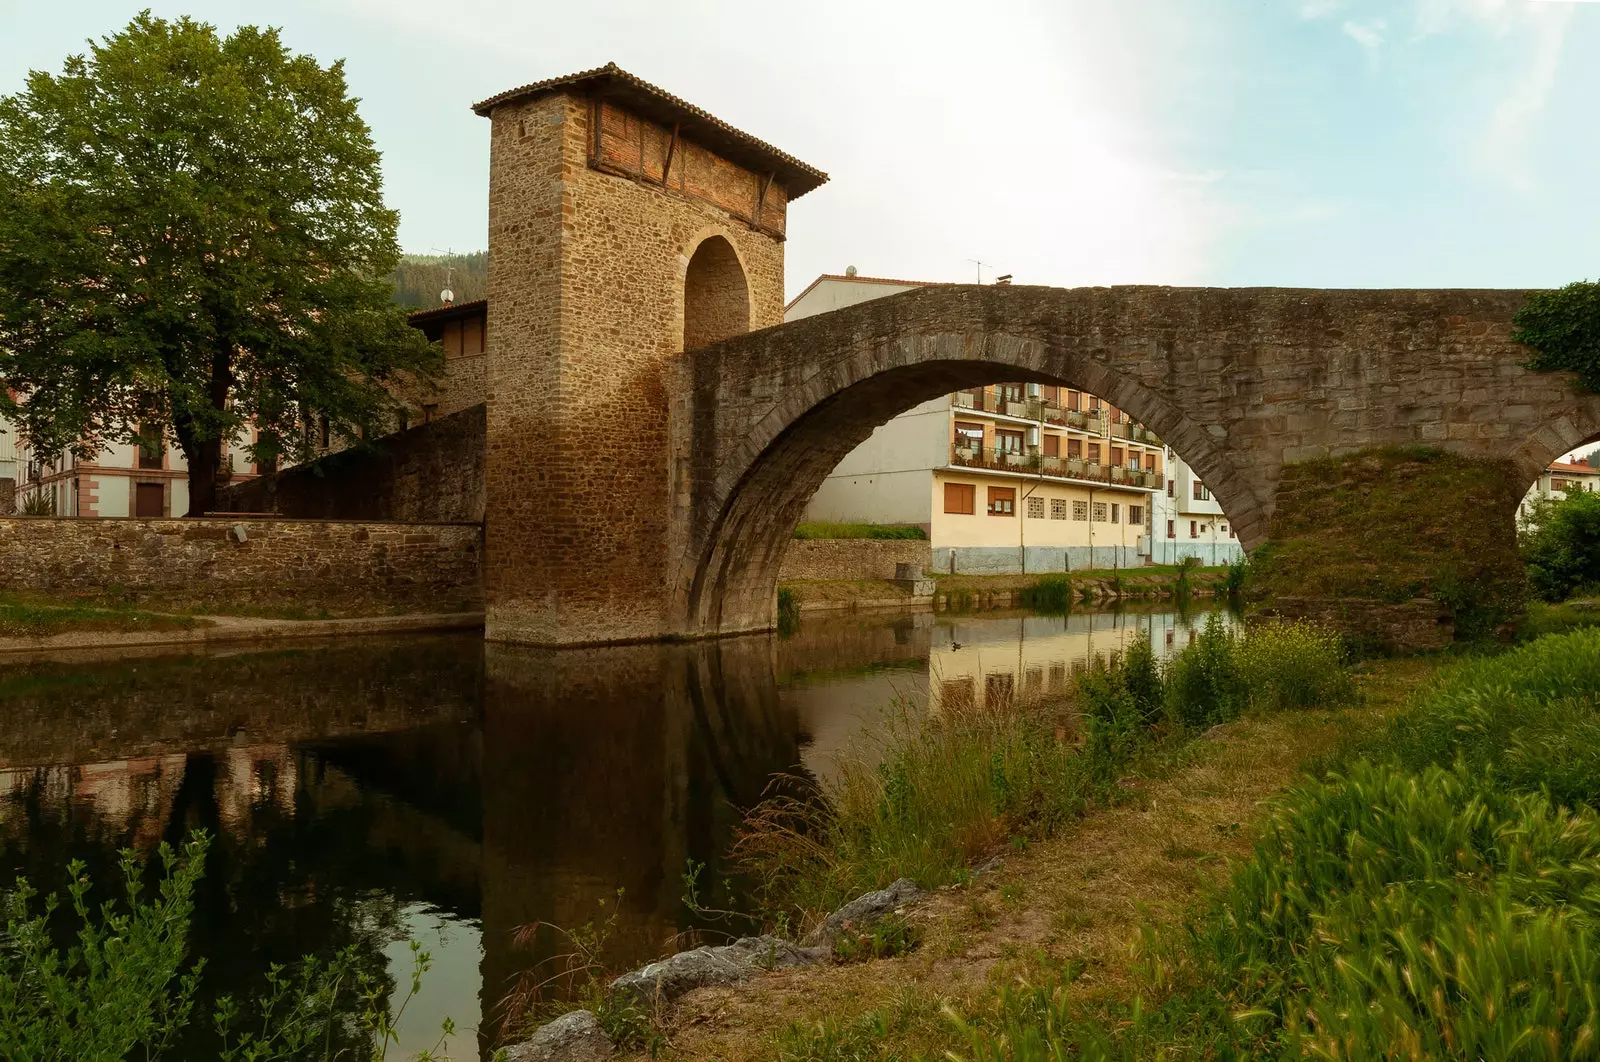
[0,517,483,613]
[218,404,484,523]
[777,539,932,582]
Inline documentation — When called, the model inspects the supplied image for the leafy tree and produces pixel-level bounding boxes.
[1514,280,1600,391]
[1520,487,1600,601]
[0,14,440,515]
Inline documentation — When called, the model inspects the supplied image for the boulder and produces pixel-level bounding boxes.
[502,1009,612,1062]
[609,935,825,1006]
[802,878,923,948]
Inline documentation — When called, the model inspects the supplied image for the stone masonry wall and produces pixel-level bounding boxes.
[676,285,1600,637]
[484,88,787,646]
[219,404,484,523]
[0,517,483,613]
[777,539,932,582]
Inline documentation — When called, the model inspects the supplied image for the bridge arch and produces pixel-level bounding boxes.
[669,283,1600,638]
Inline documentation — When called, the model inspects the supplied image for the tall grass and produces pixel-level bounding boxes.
[735,618,1353,934]
[792,522,926,541]
[951,626,1600,1062]
[1016,574,1074,613]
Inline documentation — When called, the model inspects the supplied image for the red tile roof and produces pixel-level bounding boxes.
[472,63,828,199]
[1549,460,1597,474]
[406,299,487,326]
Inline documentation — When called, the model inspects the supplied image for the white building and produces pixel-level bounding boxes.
[1149,448,1245,565]
[1520,459,1600,521]
[13,425,261,517]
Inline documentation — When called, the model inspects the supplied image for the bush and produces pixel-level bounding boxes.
[776,586,800,635]
[1222,555,1248,596]
[1519,488,1600,601]
[1017,574,1074,613]
[1164,614,1245,728]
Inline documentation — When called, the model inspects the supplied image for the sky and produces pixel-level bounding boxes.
[2,0,1598,301]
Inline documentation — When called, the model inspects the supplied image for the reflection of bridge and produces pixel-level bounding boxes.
[473,67,1600,647]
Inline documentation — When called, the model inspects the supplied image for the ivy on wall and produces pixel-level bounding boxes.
[1514,280,1600,391]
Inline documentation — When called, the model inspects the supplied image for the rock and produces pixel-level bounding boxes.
[609,935,826,1006]
[802,878,923,948]
[502,1009,612,1062]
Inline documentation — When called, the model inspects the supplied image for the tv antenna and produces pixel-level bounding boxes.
[966,258,991,284]
[431,246,456,305]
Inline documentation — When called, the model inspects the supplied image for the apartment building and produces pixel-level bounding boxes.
[788,274,1164,573]
[15,426,262,518]
[1149,449,1245,565]
[1521,459,1600,520]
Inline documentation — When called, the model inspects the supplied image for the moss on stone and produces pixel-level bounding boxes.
[1254,446,1527,643]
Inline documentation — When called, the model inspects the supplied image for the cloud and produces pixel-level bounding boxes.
[1300,0,1342,18]
[1475,7,1572,189]
[1341,17,1387,54]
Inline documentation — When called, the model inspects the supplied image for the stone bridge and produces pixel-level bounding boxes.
[472,66,1600,646]
[671,284,1600,638]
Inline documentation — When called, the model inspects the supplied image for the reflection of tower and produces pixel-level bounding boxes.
[476,636,802,1049]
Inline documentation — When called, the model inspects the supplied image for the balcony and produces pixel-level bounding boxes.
[948,444,1160,492]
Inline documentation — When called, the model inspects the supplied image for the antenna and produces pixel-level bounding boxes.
[431,245,456,306]
[966,258,990,284]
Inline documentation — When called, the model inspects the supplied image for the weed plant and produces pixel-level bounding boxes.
[792,523,926,541]
[0,832,488,1061]
[1017,574,1074,614]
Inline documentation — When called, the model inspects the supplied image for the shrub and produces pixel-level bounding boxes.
[1232,620,1351,713]
[1017,574,1074,614]
[1221,555,1248,596]
[1513,278,1600,392]
[1520,488,1600,602]
[1164,614,1245,728]
[776,587,800,635]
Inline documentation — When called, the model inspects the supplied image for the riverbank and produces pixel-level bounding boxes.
[0,609,483,657]
[781,563,1230,614]
[604,654,1436,1061]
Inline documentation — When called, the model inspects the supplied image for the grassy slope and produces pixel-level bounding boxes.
[618,657,1436,1061]
[0,592,204,638]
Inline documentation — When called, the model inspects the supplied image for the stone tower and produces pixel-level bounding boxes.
[474,65,827,645]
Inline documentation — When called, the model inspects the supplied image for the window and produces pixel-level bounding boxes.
[1167,477,1174,497]
[944,482,975,514]
[1093,502,1108,522]
[1110,503,1120,524]
[954,421,984,447]
[1221,523,1229,534]
[1026,496,1045,519]
[1190,520,1198,538]
[1130,505,1144,525]
[1050,498,1068,520]
[1229,527,1236,538]
[1087,444,1101,464]
[1066,390,1080,411]
[137,422,164,470]
[1167,519,1175,539]
[256,453,278,476]
[1042,434,1060,458]
[1128,452,1141,470]
[1193,481,1211,501]
[1088,395,1101,411]
[1067,437,1082,458]
[1073,500,1089,521]
[1111,447,1124,467]
[999,383,1024,403]
[987,486,1016,516]
[996,429,1025,454]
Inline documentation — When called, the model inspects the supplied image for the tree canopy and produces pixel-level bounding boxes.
[1520,487,1600,602]
[0,13,439,514]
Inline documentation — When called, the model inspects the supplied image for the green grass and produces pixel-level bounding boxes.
[1519,598,1600,640]
[792,523,927,541]
[733,617,1354,936]
[0,593,202,638]
[948,626,1600,1061]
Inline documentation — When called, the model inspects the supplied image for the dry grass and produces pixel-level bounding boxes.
[617,657,1437,1061]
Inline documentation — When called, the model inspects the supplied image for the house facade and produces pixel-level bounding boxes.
[1521,459,1600,520]
[1149,448,1245,565]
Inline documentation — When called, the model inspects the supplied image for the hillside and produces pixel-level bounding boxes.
[391,251,487,310]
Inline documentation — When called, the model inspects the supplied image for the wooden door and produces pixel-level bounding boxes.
[135,482,164,518]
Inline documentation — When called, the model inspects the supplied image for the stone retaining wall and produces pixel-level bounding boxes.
[777,539,931,582]
[0,517,483,613]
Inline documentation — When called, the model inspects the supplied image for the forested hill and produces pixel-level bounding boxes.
[391,252,487,309]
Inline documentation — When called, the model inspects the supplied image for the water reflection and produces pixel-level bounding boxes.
[0,606,1219,1058]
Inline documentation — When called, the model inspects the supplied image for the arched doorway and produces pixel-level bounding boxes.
[683,236,750,351]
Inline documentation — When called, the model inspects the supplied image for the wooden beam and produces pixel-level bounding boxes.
[752,171,775,231]
[662,121,680,188]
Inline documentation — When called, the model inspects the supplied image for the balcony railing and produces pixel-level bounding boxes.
[950,445,1157,489]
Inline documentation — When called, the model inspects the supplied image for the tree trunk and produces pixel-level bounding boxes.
[174,414,220,517]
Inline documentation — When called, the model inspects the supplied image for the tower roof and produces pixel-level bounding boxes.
[472,63,829,199]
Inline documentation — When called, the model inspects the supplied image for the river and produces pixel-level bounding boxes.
[0,604,1222,1057]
